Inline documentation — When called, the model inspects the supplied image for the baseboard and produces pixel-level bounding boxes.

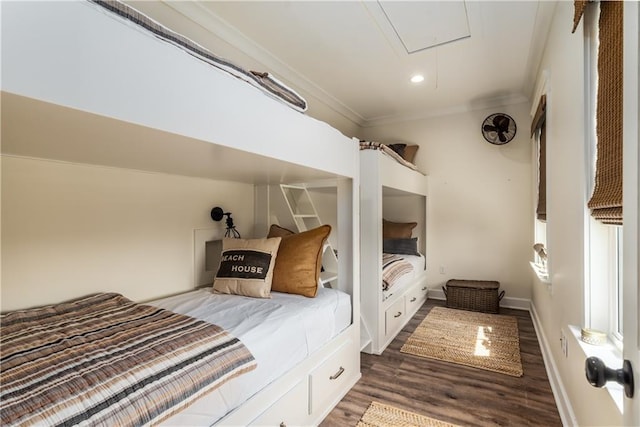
[427,288,530,311]
[529,302,578,426]
[426,288,445,300]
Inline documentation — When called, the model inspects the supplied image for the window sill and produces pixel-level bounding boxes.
[529,261,551,284]
[568,325,624,413]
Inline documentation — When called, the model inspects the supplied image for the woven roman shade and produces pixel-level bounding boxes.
[572,0,589,33]
[532,95,547,222]
[587,1,623,225]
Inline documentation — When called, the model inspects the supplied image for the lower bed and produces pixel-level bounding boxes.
[150,287,352,425]
[382,253,426,301]
[0,287,351,426]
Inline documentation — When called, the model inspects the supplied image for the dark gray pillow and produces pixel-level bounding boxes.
[387,143,406,157]
[383,237,420,256]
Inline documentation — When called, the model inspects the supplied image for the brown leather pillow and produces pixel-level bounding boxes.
[267,224,331,298]
[383,219,417,239]
[402,145,419,164]
[213,237,281,298]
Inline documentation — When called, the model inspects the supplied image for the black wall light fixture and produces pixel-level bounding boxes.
[211,206,241,238]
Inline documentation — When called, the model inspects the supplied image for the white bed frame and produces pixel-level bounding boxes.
[360,149,429,355]
[1,2,360,425]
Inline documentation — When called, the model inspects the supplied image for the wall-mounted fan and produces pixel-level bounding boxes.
[481,113,517,145]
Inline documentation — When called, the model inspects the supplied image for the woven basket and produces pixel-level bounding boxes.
[443,279,504,313]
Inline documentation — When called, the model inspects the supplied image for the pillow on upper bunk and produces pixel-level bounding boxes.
[213,237,281,298]
[267,224,331,298]
[386,143,419,164]
[387,143,406,157]
[402,145,419,164]
[383,219,417,239]
[383,237,420,256]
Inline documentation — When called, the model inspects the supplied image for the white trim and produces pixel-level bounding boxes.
[621,1,640,424]
[361,94,529,128]
[530,69,550,117]
[582,1,600,330]
[530,302,579,427]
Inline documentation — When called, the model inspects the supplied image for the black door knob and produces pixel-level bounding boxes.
[585,356,634,398]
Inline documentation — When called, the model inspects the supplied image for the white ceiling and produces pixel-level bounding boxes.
[129,1,555,127]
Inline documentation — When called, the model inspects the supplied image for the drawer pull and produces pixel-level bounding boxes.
[329,366,345,380]
[410,297,417,302]
[421,286,427,291]
[279,423,286,427]
[394,312,402,318]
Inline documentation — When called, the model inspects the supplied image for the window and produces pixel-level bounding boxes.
[586,222,623,348]
[530,90,548,282]
[583,2,623,345]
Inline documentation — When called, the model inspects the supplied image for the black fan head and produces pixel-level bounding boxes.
[481,113,517,145]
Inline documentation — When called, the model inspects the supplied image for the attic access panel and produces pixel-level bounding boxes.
[378,1,470,53]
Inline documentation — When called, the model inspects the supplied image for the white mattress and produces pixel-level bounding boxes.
[382,253,426,300]
[148,287,352,425]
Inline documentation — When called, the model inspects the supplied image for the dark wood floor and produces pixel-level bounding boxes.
[321,299,562,427]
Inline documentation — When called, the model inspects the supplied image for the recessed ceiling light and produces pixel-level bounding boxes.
[410,74,424,83]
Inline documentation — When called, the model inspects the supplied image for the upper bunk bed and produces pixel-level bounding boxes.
[359,141,429,354]
[1,0,358,185]
[1,1,361,426]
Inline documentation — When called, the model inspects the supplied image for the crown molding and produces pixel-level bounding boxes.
[158,2,538,131]
[522,1,557,101]
[162,1,365,127]
[361,93,530,128]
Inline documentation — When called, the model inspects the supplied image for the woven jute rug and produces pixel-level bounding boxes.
[356,401,460,427]
[400,306,523,377]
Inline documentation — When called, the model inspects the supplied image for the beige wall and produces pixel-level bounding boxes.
[531,2,621,425]
[1,156,254,311]
[359,103,533,302]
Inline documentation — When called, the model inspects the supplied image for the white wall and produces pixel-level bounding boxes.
[1,156,254,311]
[359,102,533,302]
[530,2,621,425]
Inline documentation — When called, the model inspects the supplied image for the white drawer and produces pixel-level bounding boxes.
[309,340,357,415]
[250,378,309,427]
[385,297,406,337]
[405,285,427,313]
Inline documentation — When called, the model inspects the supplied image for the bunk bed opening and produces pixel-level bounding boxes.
[359,146,429,355]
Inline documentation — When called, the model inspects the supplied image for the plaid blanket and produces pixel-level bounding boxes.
[382,253,414,291]
[0,293,256,426]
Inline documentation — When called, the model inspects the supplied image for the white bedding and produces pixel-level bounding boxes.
[148,287,351,425]
[382,253,426,301]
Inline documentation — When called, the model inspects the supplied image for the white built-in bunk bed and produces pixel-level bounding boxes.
[1,1,360,426]
[359,143,429,355]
